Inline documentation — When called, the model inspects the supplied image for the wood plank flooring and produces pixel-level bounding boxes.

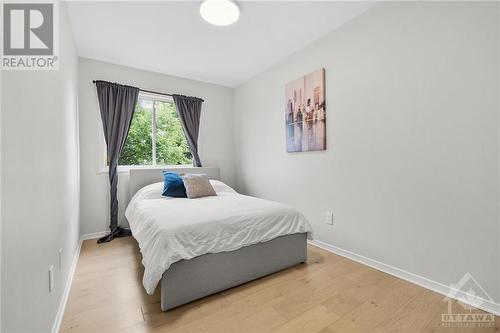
[60,237,499,333]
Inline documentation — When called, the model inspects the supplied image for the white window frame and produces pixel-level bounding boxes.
[98,91,192,173]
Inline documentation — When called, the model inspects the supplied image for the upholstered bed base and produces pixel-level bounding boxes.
[161,232,308,311]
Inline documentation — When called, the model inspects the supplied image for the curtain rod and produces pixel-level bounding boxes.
[92,80,204,102]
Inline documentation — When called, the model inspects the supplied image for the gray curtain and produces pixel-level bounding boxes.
[95,80,139,243]
[173,94,204,167]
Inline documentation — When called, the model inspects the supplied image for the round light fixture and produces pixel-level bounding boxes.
[200,0,240,26]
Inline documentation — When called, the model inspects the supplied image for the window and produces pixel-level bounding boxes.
[118,92,192,166]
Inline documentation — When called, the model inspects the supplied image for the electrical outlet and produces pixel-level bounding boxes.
[58,248,63,269]
[49,265,54,292]
[326,211,334,225]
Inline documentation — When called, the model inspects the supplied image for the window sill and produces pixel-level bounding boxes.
[97,164,194,175]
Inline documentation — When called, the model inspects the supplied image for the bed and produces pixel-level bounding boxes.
[125,167,311,311]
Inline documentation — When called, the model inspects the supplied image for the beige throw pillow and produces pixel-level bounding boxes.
[183,174,217,199]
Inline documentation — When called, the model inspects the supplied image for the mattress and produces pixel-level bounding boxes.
[125,180,312,294]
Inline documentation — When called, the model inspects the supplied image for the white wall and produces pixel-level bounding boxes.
[497,1,500,304]
[234,1,499,302]
[1,3,80,332]
[78,58,234,234]
[0,48,3,333]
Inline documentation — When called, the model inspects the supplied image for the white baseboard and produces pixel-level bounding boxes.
[81,231,108,240]
[51,231,109,333]
[51,238,83,333]
[308,239,500,317]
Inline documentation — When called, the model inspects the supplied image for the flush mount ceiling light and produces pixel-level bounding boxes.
[200,0,240,26]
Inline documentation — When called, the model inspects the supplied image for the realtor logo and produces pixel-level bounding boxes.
[1,1,59,70]
[4,3,53,55]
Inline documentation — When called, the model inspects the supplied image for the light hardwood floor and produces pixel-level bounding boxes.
[61,237,499,333]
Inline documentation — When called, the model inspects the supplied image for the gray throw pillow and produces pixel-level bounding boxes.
[183,174,217,199]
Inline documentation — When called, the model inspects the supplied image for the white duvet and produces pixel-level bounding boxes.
[125,180,312,294]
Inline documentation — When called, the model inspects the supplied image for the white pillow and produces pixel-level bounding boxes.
[183,174,217,199]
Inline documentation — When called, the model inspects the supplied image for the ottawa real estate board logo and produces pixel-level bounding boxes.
[441,272,495,328]
[1,1,59,70]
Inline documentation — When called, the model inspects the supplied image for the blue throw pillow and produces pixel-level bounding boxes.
[162,172,187,198]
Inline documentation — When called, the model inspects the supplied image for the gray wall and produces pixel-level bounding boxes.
[78,58,234,235]
[233,1,499,302]
[1,3,80,332]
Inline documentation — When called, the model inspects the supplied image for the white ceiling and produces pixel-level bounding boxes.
[67,1,375,87]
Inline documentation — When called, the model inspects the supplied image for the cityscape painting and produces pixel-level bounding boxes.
[285,68,326,152]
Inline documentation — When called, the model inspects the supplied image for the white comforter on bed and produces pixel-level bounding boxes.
[125,180,312,294]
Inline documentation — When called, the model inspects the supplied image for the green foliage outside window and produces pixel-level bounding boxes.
[155,101,192,165]
[119,98,192,166]
[119,104,153,165]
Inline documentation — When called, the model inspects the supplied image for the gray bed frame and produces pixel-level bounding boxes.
[128,168,308,311]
